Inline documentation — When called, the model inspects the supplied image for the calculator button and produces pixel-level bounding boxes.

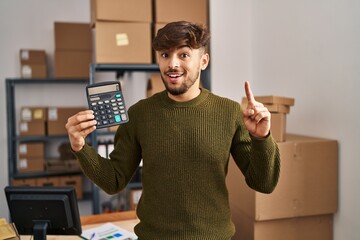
[115,115,121,123]
[116,94,122,98]
[102,120,109,125]
[121,114,128,121]
[92,106,98,111]
[98,101,104,105]
[113,111,119,114]
[111,99,116,103]
[104,100,110,104]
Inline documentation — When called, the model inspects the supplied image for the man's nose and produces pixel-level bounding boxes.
[168,56,180,69]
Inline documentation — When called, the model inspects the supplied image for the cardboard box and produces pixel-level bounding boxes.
[226,134,338,221]
[20,107,47,121]
[91,0,152,25]
[17,157,44,173]
[241,97,291,114]
[146,73,165,97]
[19,121,46,136]
[54,22,92,51]
[18,142,45,158]
[253,95,295,106]
[95,21,152,64]
[270,113,286,142]
[47,107,86,135]
[37,177,60,187]
[59,175,83,199]
[232,212,333,240]
[11,178,37,187]
[19,49,46,64]
[20,64,47,78]
[54,50,92,78]
[155,0,208,25]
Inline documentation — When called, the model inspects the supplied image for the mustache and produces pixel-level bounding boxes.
[165,68,181,74]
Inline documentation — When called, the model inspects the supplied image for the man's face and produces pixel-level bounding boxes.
[157,45,209,96]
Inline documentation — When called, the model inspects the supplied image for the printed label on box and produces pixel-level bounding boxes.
[19,144,28,154]
[21,65,32,78]
[21,50,30,60]
[19,159,28,169]
[21,108,32,121]
[116,33,129,46]
[33,109,44,120]
[20,122,29,132]
[48,107,58,120]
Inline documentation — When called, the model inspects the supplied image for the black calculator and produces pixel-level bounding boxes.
[86,81,129,129]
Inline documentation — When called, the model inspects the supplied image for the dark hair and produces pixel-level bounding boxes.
[153,21,210,52]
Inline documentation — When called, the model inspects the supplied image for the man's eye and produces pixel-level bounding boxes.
[161,53,168,58]
[181,53,189,58]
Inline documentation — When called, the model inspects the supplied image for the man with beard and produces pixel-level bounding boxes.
[66,21,280,240]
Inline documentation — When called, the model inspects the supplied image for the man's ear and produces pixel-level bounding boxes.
[201,53,210,70]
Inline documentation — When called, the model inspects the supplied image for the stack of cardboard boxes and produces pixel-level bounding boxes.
[19,49,48,78]
[228,97,338,240]
[15,106,86,199]
[91,0,152,64]
[54,22,92,78]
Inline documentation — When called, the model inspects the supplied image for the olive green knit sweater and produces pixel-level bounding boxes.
[74,89,280,240]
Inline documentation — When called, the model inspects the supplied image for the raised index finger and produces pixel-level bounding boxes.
[245,81,255,104]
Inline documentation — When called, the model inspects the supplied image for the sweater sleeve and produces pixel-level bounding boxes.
[230,108,280,194]
[73,108,142,194]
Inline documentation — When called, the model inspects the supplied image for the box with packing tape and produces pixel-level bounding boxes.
[241,95,295,142]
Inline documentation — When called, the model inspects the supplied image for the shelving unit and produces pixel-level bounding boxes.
[5,78,90,198]
[89,63,211,214]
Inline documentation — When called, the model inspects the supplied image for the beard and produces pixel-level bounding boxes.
[161,69,201,96]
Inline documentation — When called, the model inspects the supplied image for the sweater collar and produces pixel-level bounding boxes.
[160,88,210,108]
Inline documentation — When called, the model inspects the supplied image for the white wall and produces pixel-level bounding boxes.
[211,0,360,239]
[1,0,359,239]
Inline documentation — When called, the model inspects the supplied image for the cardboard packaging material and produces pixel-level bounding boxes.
[54,22,92,51]
[226,134,338,221]
[11,178,37,187]
[47,107,86,135]
[17,157,44,173]
[20,64,47,78]
[59,175,83,199]
[95,21,152,64]
[91,0,152,25]
[36,177,60,187]
[54,50,92,78]
[146,73,165,97]
[19,49,46,64]
[233,212,333,240]
[20,107,47,121]
[270,113,286,142]
[18,142,45,158]
[19,121,46,136]
[155,0,208,25]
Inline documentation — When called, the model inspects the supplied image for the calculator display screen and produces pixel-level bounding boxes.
[88,83,119,95]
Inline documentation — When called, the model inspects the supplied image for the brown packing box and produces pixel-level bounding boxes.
[95,21,152,64]
[18,142,45,158]
[155,0,208,25]
[226,134,338,221]
[19,121,46,136]
[232,212,333,240]
[54,22,92,51]
[47,107,86,135]
[241,97,291,114]
[270,113,286,142]
[37,177,60,187]
[91,0,152,25]
[11,178,37,187]
[59,175,83,200]
[253,95,295,106]
[54,50,92,78]
[20,64,47,78]
[146,73,165,97]
[17,157,44,173]
[20,107,47,121]
[19,49,46,64]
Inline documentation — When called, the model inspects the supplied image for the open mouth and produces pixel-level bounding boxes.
[165,72,184,82]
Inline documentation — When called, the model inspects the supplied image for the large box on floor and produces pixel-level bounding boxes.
[155,0,208,25]
[232,212,333,240]
[91,0,152,24]
[95,21,152,64]
[226,134,338,221]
